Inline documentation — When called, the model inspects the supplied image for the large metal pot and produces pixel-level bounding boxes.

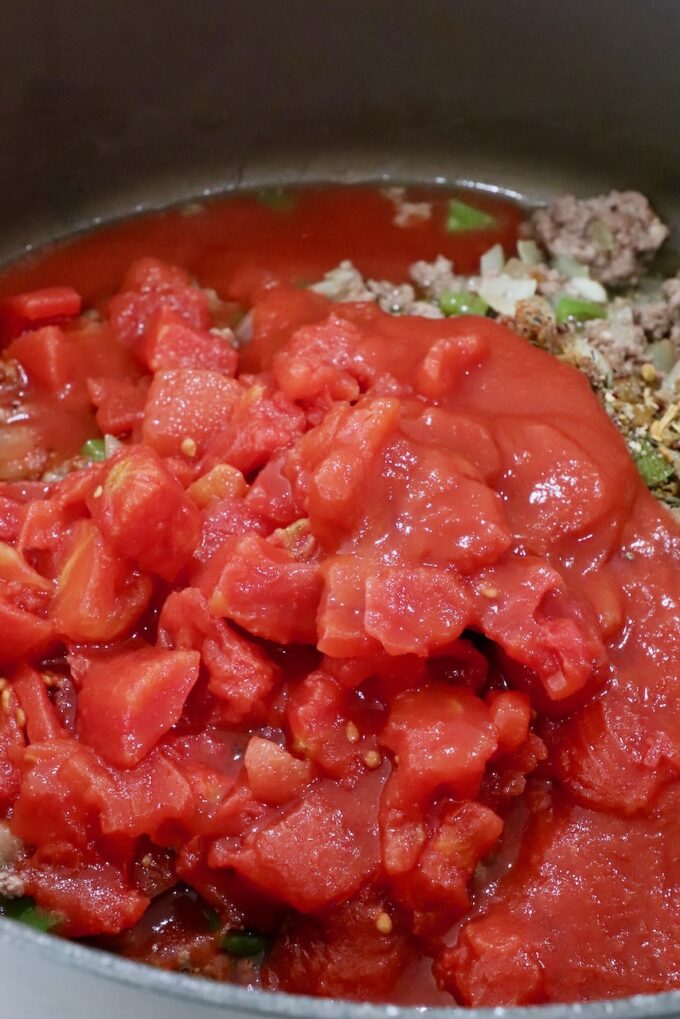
[1,2,679,1016]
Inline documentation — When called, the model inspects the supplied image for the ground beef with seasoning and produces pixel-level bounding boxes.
[531,190,669,285]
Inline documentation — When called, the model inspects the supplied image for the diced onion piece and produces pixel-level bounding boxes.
[480,244,505,275]
[478,275,536,316]
[649,338,676,375]
[235,310,254,346]
[104,434,124,459]
[517,239,542,266]
[553,255,590,279]
[566,277,608,303]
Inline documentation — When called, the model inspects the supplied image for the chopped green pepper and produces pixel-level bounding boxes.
[554,295,606,326]
[220,929,268,957]
[0,895,61,932]
[440,290,488,317]
[446,198,497,233]
[80,438,106,461]
[256,188,296,212]
[634,441,674,488]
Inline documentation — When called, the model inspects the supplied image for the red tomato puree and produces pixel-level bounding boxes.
[0,187,677,1005]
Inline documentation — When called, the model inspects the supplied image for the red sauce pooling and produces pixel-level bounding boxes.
[0,187,678,1006]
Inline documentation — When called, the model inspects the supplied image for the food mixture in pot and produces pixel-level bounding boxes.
[0,186,678,1005]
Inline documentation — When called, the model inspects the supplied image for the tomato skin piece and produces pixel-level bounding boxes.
[244,736,313,805]
[137,307,237,374]
[89,445,201,581]
[0,686,25,810]
[205,534,323,645]
[0,286,82,345]
[50,520,152,642]
[75,647,201,768]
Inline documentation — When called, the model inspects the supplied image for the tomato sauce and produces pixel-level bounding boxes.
[0,186,678,1006]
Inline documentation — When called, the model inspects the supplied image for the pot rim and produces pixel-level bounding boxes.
[3,920,679,1019]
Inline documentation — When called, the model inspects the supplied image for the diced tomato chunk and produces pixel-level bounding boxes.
[142,369,240,459]
[286,671,372,781]
[137,307,237,374]
[109,258,211,347]
[262,887,415,1001]
[317,557,378,658]
[0,599,54,662]
[415,331,488,398]
[0,286,82,345]
[205,534,322,644]
[487,691,531,752]
[88,376,148,434]
[11,738,112,847]
[378,685,498,875]
[193,496,272,566]
[24,849,148,937]
[211,775,384,912]
[75,647,201,768]
[472,557,605,701]
[100,749,195,838]
[240,286,331,372]
[381,685,497,804]
[158,588,278,724]
[50,520,152,642]
[200,382,305,476]
[7,325,75,392]
[364,566,473,656]
[391,802,503,937]
[89,445,201,581]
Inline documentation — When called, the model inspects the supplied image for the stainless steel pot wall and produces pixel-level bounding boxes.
[1,1,679,1017]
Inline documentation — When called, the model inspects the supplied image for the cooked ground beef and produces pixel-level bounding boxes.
[531,191,669,285]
